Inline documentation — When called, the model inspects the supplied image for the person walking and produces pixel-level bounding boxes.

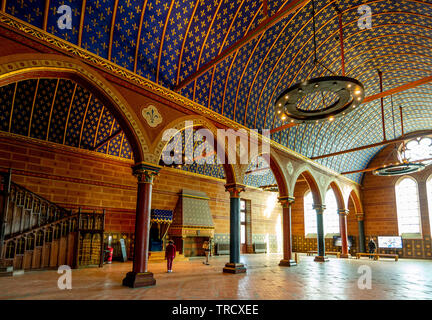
[202,240,210,265]
[368,237,377,259]
[165,240,176,272]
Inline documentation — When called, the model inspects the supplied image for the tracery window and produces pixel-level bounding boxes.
[395,177,422,237]
[399,137,432,165]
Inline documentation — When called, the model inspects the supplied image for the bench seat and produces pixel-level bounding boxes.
[307,251,340,258]
[356,252,398,261]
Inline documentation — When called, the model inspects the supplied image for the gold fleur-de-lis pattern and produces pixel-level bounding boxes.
[0,78,133,160]
[4,0,432,183]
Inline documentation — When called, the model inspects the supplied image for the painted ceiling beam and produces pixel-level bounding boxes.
[173,0,309,91]
[362,75,432,104]
[341,157,432,175]
[311,130,432,160]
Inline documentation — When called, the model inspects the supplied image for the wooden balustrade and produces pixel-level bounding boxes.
[0,170,106,274]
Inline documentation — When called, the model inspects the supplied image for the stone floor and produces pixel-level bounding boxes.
[1,253,432,300]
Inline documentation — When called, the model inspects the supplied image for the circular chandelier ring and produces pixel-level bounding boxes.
[275,76,365,124]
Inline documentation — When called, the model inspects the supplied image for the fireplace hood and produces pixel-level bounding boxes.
[168,189,215,239]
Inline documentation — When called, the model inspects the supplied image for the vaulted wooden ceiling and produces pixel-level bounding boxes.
[3,0,432,183]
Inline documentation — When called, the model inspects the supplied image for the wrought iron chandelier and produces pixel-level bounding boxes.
[373,101,426,176]
[274,0,365,124]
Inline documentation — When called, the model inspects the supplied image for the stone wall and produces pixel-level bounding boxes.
[0,135,282,256]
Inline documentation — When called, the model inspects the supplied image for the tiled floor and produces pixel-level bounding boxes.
[1,254,432,300]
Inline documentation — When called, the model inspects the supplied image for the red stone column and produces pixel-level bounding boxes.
[122,163,159,288]
[339,209,350,258]
[279,196,296,267]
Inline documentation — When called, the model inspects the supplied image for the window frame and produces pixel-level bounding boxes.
[324,188,340,238]
[395,176,423,239]
[304,190,317,238]
[426,175,432,239]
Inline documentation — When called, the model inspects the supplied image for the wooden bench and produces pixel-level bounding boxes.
[356,252,398,261]
[307,251,340,258]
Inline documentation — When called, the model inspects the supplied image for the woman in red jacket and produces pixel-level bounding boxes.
[165,240,176,273]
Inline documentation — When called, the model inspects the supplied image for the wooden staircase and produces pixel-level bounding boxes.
[0,170,105,276]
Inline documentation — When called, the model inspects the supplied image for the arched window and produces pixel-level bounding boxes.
[304,191,317,237]
[427,176,432,237]
[324,189,340,235]
[395,177,422,237]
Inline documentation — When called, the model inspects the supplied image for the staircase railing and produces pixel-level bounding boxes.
[0,169,106,272]
[0,169,73,240]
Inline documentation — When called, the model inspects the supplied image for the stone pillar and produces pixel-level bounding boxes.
[313,204,328,262]
[223,183,246,274]
[338,209,350,258]
[279,196,296,267]
[356,213,366,253]
[123,163,159,288]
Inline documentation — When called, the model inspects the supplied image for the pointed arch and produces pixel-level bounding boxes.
[152,115,237,184]
[247,151,289,197]
[292,169,322,205]
[0,53,150,163]
[328,181,345,210]
[348,189,363,214]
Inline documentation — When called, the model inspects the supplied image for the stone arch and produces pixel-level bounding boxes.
[152,115,237,184]
[291,165,322,204]
[250,151,289,197]
[348,189,363,214]
[292,169,322,205]
[0,53,150,163]
[327,180,345,210]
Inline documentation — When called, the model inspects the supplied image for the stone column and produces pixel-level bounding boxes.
[356,213,366,253]
[279,196,296,267]
[313,204,328,262]
[223,183,246,274]
[123,163,159,288]
[338,209,350,258]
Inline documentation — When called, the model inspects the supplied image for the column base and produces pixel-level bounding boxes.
[279,259,297,267]
[339,253,349,259]
[314,256,329,262]
[223,263,246,274]
[122,271,156,288]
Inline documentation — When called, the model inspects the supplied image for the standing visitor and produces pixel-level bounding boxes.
[165,240,176,272]
[202,240,210,265]
[368,237,377,259]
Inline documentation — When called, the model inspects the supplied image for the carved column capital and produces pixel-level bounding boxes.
[132,163,160,184]
[313,204,326,214]
[224,183,246,198]
[338,209,349,216]
[356,213,365,221]
[278,196,295,208]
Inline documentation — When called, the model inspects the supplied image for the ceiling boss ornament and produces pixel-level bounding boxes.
[142,105,163,128]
